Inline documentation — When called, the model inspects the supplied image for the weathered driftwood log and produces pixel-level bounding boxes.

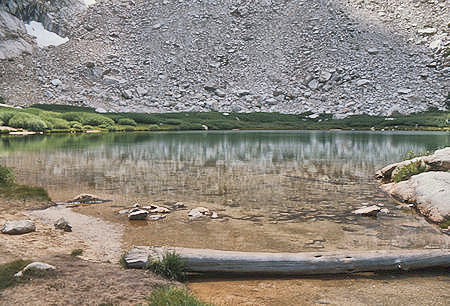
[125,246,450,275]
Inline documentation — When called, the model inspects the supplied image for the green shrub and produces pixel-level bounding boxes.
[393,161,427,183]
[147,252,186,281]
[71,249,83,257]
[119,113,159,124]
[439,219,450,229]
[0,111,17,125]
[42,117,70,130]
[123,125,135,132]
[206,120,243,130]
[117,118,137,126]
[0,260,31,290]
[163,119,183,126]
[147,287,210,306]
[62,112,114,127]
[8,113,48,131]
[119,253,128,269]
[0,184,50,201]
[0,165,15,185]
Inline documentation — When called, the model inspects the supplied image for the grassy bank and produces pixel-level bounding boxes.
[0,165,50,201]
[0,104,448,134]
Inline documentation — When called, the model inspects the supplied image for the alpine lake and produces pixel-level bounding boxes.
[1,130,449,253]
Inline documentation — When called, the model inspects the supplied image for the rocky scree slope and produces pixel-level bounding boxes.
[0,0,448,115]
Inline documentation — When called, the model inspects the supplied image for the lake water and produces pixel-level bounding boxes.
[1,130,449,252]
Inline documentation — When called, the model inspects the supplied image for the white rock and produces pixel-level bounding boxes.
[1,220,36,235]
[150,206,170,213]
[128,209,148,220]
[51,79,62,86]
[188,207,210,218]
[418,28,437,35]
[14,262,56,278]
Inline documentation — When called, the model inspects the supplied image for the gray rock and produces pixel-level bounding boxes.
[67,193,107,204]
[214,88,226,97]
[188,207,210,218]
[14,262,56,278]
[236,89,251,97]
[122,89,133,99]
[148,214,166,221]
[1,220,36,235]
[352,205,381,217]
[51,79,62,86]
[128,209,148,220]
[308,79,319,90]
[54,217,72,232]
[418,28,437,35]
[356,79,369,86]
[375,147,450,182]
[319,71,332,83]
[102,76,125,86]
[381,172,450,223]
[367,48,380,55]
[398,88,412,94]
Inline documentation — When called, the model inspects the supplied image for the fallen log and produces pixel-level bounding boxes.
[125,246,450,275]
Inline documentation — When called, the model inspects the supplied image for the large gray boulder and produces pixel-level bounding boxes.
[381,172,450,223]
[375,147,450,182]
[1,220,36,235]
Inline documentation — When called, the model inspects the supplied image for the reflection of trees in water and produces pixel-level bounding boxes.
[0,131,448,202]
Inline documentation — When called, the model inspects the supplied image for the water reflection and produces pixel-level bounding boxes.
[0,131,448,251]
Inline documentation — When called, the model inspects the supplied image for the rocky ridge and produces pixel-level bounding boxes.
[0,0,448,115]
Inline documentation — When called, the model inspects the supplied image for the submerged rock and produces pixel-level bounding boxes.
[188,207,210,218]
[150,206,170,214]
[148,214,166,221]
[54,217,72,232]
[14,262,56,278]
[67,193,108,204]
[352,205,381,217]
[1,220,36,235]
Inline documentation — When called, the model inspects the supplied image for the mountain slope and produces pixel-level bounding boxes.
[0,0,448,116]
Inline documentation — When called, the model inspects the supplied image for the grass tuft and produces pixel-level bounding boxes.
[393,161,427,183]
[71,249,83,257]
[0,164,15,185]
[147,252,186,281]
[0,260,31,290]
[119,253,128,269]
[147,286,210,306]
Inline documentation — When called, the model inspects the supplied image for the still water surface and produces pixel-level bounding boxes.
[1,130,449,251]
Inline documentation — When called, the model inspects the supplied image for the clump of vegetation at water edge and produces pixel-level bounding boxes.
[402,150,432,161]
[146,252,186,282]
[0,164,50,201]
[147,286,211,306]
[393,161,428,183]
